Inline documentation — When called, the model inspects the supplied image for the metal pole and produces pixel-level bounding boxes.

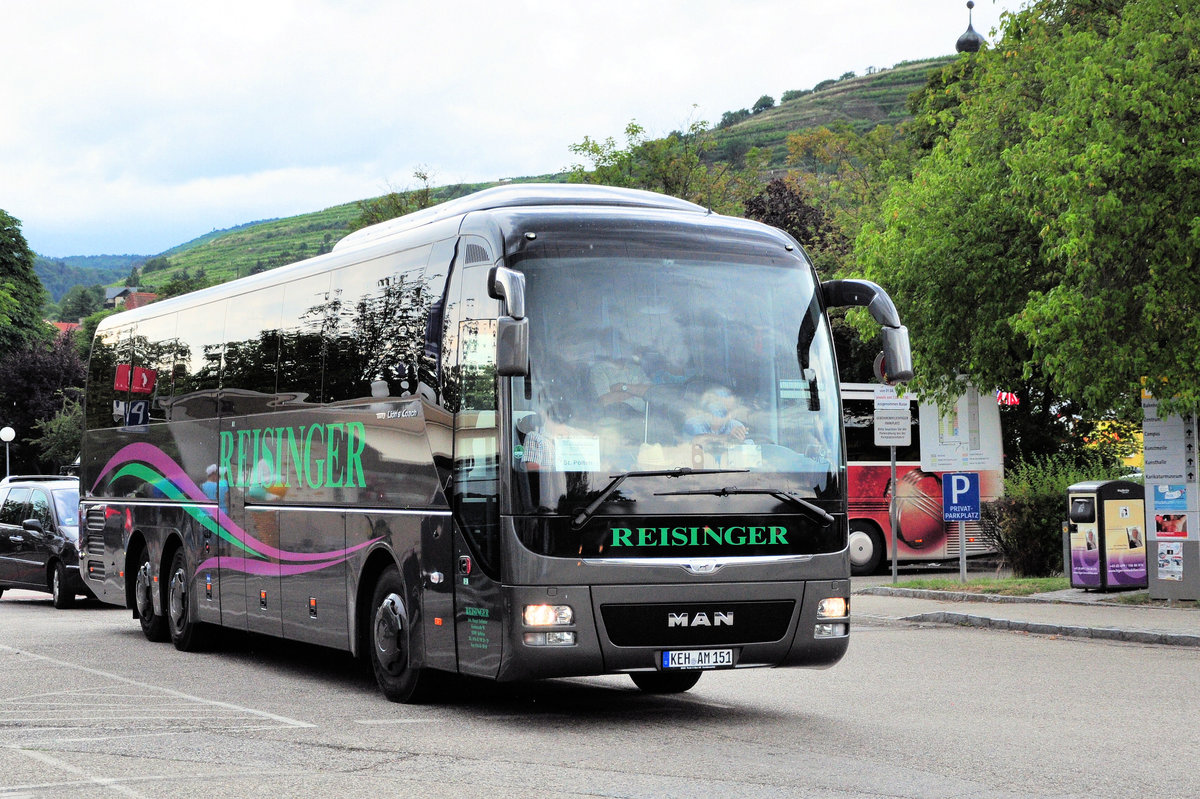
[959,519,967,581]
[890,445,898,583]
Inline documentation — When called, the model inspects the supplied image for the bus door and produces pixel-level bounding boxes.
[445,246,505,678]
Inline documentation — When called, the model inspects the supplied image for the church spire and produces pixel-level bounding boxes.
[956,0,986,53]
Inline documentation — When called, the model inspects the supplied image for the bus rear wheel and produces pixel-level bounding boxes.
[849,522,886,576]
[134,547,169,642]
[630,670,702,694]
[369,565,435,704]
[167,548,209,651]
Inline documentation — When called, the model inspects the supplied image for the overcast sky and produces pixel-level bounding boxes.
[2,1,1022,258]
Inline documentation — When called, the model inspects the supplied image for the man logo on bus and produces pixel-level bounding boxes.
[668,611,734,627]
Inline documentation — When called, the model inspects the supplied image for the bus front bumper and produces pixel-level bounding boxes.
[495,579,850,682]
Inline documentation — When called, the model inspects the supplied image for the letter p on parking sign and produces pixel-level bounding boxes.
[942,472,981,521]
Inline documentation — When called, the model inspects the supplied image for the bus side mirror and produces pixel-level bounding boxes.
[879,326,913,385]
[823,278,913,383]
[496,317,529,376]
[489,266,529,377]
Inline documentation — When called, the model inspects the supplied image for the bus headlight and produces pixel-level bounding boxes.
[523,604,573,627]
[817,597,848,619]
[523,631,577,647]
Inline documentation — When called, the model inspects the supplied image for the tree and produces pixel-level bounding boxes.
[568,114,765,214]
[743,177,848,276]
[58,284,104,321]
[32,395,83,471]
[349,168,440,232]
[856,0,1191,426]
[0,210,51,357]
[0,333,86,473]
[751,95,775,114]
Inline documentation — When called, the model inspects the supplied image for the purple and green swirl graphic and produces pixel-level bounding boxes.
[93,442,382,577]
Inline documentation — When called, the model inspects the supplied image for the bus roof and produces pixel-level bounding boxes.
[332,183,710,253]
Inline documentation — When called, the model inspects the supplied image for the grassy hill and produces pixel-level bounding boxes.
[707,55,954,166]
[98,56,953,296]
[138,203,362,289]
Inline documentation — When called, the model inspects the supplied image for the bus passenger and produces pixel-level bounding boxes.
[684,386,749,445]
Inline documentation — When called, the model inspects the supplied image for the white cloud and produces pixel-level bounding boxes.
[1,0,1021,256]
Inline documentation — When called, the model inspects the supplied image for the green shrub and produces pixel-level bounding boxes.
[980,455,1126,577]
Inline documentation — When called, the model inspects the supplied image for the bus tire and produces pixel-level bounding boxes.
[369,565,435,704]
[51,561,75,609]
[630,670,702,694]
[849,521,886,576]
[167,548,209,651]
[134,546,169,642]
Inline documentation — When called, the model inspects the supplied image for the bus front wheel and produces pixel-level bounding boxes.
[630,670,702,694]
[849,522,886,576]
[369,565,435,704]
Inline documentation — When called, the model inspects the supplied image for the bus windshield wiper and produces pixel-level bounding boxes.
[653,486,835,527]
[571,468,748,528]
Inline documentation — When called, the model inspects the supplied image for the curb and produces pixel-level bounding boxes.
[855,586,1081,605]
[891,611,1200,648]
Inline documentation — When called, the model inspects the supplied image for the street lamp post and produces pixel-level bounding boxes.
[0,427,14,479]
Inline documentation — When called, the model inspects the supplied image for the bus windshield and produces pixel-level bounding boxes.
[507,226,842,517]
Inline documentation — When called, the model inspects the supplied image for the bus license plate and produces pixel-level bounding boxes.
[662,649,733,670]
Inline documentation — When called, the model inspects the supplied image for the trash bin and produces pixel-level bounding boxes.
[1064,480,1147,590]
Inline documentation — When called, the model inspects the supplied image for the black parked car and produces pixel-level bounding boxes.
[0,475,89,607]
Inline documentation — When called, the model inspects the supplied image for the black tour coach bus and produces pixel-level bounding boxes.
[79,184,912,701]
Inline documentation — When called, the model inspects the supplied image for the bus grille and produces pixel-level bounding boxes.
[86,506,106,534]
[601,600,795,647]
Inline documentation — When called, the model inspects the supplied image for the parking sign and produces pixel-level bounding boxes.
[942,472,981,521]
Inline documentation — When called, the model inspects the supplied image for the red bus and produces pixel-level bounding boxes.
[842,383,1003,575]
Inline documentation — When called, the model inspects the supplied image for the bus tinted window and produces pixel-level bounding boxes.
[221,286,283,414]
[85,325,128,431]
[277,274,332,407]
[173,302,227,421]
[326,247,433,403]
[130,313,177,424]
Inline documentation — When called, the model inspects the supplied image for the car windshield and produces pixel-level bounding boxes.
[52,487,79,527]
[506,223,842,515]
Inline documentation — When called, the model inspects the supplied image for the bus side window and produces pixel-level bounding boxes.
[277,274,333,407]
[130,314,177,424]
[85,324,130,431]
[325,246,433,403]
[447,257,501,576]
[172,302,228,421]
[220,286,284,415]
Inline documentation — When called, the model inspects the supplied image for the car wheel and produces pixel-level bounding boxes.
[368,565,435,703]
[630,670,702,694]
[167,548,208,651]
[51,561,75,609]
[849,522,886,576]
[134,546,169,642]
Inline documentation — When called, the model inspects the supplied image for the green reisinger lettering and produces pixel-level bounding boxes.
[326,423,345,488]
[287,426,305,488]
[219,431,234,484]
[304,424,325,489]
[611,527,633,546]
[769,526,789,545]
[235,429,253,486]
[346,422,366,488]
